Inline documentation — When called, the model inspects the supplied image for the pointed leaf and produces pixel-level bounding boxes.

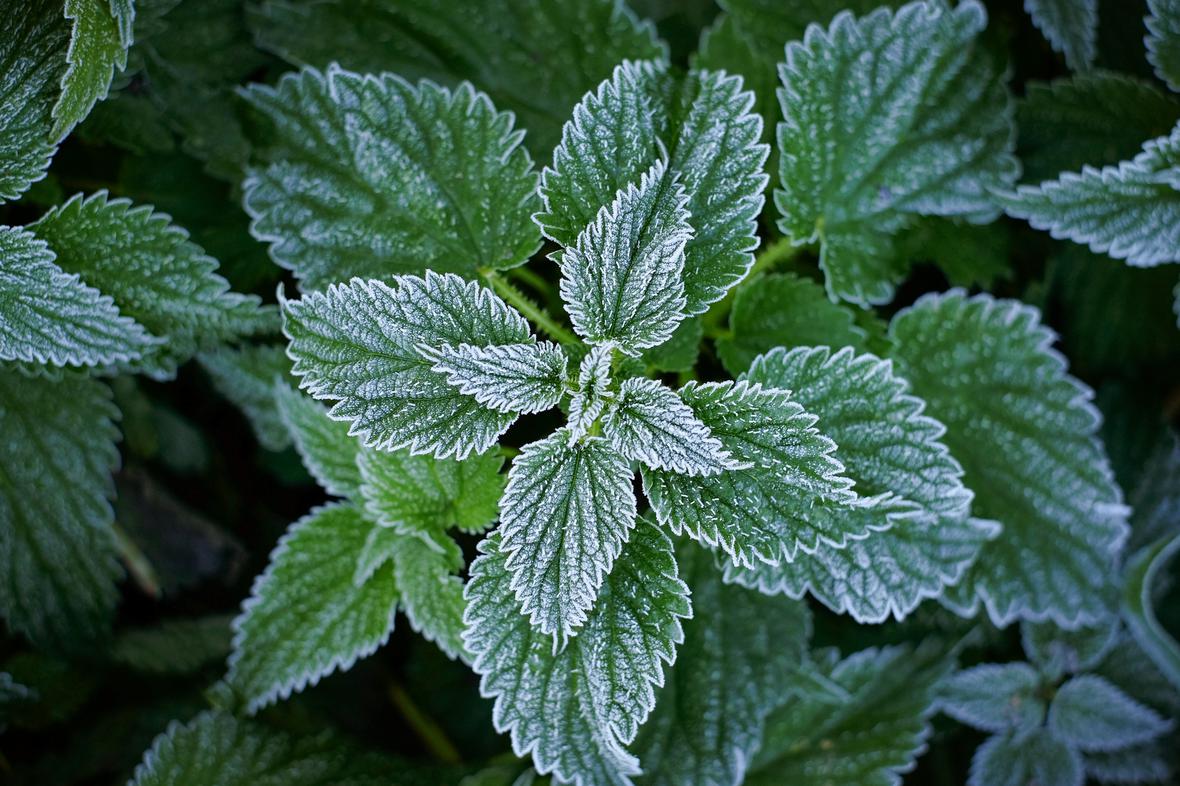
[421,341,568,414]
[1048,674,1173,752]
[1020,618,1119,679]
[390,535,469,662]
[1122,533,1180,693]
[568,344,614,442]
[968,728,1083,786]
[937,663,1046,734]
[54,0,130,139]
[1024,0,1097,72]
[1147,0,1180,92]
[199,344,293,452]
[110,615,234,676]
[273,383,361,499]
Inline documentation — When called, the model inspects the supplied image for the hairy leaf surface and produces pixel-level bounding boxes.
[55,0,129,139]
[1148,0,1180,92]
[937,663,1046,733]
[273,383,362,499]
[421,342,568,415]
[1047,674,1173,752]
[1023,0,1097,72]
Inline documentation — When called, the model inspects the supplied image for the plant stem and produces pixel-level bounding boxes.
[386,680,463,764]
[483,270,580,348]
[113,523,161,598]
[506,265,553,298]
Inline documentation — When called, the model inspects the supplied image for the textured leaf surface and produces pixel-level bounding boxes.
[243,65,539,291]
[31,192,261,379]
[389,534,469,662]
[1121,533,1180,695]
[0,370,121,649]
[1021,618,1118,679]
[1024,0,1097,72]
[273,383,361,499]
[775,0,1018,305]
[968,728,1083,786]
[199,344,293,451]
[558,162,691,353]
[110,616,234,675]
[889,291,1129,627]
[499,431,637,640]
[464,524,690,786]
[227,504,398,713]
[281,272,532,459]
[0,225,155,368]
[1048,674,1173,752]
[54,0,129,139]
[422,342,568,414]
[937,663,1045,733]
[568,344,613,443]
[1000,124,1180,267]
[642,380,862,567]
[538,60,768,315]
[632,546,811,786]
[1148,0,1180,92]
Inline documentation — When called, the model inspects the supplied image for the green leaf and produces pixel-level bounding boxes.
[747,643,953,786]
[199,344,293,452]
[1000,123,1180,267]
[248,0,665,155]
[242,65,540,291]
[558,161,692,354]
[464,523,691,786]
[641,317,701,373]
[568,344,613,442]
[54,0,130,140]
[538,61,768,315]
[968,728,1083,786]
[389,534,469,662]
[1121,533,1180,692]
[0,370,122,649]
[775,0,1018,305]
[421,341,568,415]
[716,273,868,376]
[1125,430,1180,553]
[31,192,262,380]
[1147,0,1180,92]
[0,1,68,202]
[632,546,811,786]
[642,380,863,568]
[889,290,1129,628]
[0,225,157,368]
[227,503,398,713]
[499,430,637,640]
[893,217,1012,289]
[109,615,234,675]
[1024,0,1097,72]
[281,272,534,460]
[937,663,1046,733]
[729,346,997,622]
[1083,742,1173,784]
[1020,617,1119,678]
[1048,674,1173,752]
[273,382,362,499]
[604,378,743,477]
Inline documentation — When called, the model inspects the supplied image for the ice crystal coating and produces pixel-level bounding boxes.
[1021,618,1119,679]
[968,728,1082,786]
[568,344,614,443]
[538,60,768,315]
[242,65,540,290]
[421,341,568,415]
[464,524,690,786]
[1024,0,1097,72]
[387,534,469,662]
[1148,0,1180,92]
[775,0,1019,305]
[557,161,692,354]
[938,663,1046,733]
[1047,674,1174,752]
[498,431,637,640]
[273,383,362,500]
[55,0,130,140]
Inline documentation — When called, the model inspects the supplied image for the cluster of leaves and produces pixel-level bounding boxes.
[2,1,1180,785]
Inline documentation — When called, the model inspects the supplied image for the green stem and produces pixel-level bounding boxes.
[113,523,161,598]
[483,270,580,348]
[387,681,463,764]
[506,265,553,298]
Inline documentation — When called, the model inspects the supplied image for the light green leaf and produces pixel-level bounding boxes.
[568,344,613,443]
[464,524,691,786]
[390,535,469,662]
[109,615,233,675]
[889,291,1129,627]
[0,225,156,368]
[558,161,692,354]
[281,272,534,460]
[109,0,134,48]
[199,344,293,452]
[0,2,68,202]
[1020,617,1119,679]
[642,380,865,569]
[273,382,362,499]
[968,728,1083,786]
[1024,0,1097,72]
[1147,0,1180,92]
[641,317,701,373]
[0,370,122,649]
[227,503,398,713]
[54,0,130,140]
[632,546,811,786]
[242,65,540,291]
[1121,533,1180,692]
[775,0,1018,305]
[1048,674,1173,752]
[421,342,568,415]
[31,192,262,380]
[937,663,1046,734]
[499,430,637,640]
[1000,123,1180,267]
[538,60,768,315]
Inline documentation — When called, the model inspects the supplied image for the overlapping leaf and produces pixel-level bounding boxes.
[421,342,568,415]
[568,344,614,442]
[54,0,131,140]
[199,344,293,451]
[1047,674,1173,752]
[1148,0,1180,92]
[938,663,1046,733]
[968,728,1082,786]
[1023,0,1097,72]
[273,383,362,499]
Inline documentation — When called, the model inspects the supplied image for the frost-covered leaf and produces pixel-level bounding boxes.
[54,0,130,140]
[499,430,636,640]
[558,161,691,353]
[632,546,811,786]
[1147,0,1180,92]
[109,615,233,675]
[538,60,768,315]
[242,65,540,291]
[1083,742,1173,784]
[421,342,568,415]
[747,644,953,786]
[1048,674,1173,752]
[464,523,690,786]
[937,663,1045,733]
[775,0,1018,305]
[227,504,398,713]
[1021,617,1119,679]
[248,0,665,155]
[642,380,865,568]
[1024,0,1098,72]
[31,192,262,380]
[390,535,469,662]
[273,383,361,499]
[969,728,1083,786]
[0,225,156,368]
[1121,533,1180,693]
[889,291,1129,628]
[1000,124,1180,267]
[281,272,533,459]
[728,346,995,622]
[1125,431,1180,552]
[604,378,742,477]
[0,370,121,650]
[568,344,614,443]
[716,272,868,375]
[0,2,67,202]
[199,344,293,452]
